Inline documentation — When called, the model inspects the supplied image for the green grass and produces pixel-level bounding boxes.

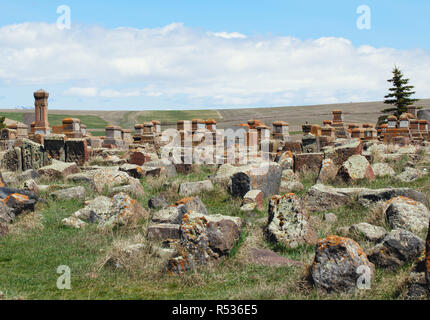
[0,112,108,130]
[88,130,106,137]
[48,114,108,129]
[0,112,24,122]
[138,110,221,125]
[1,159,430,300]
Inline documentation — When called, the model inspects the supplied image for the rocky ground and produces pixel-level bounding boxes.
[1,140,430,299]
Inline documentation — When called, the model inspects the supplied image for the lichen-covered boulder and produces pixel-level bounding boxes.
[147,223,181,241]
[152,206,186,225]
[337,155,375,182]
[240,189,263,212]
[37,160,79,179]
[371,163,395,178]
[311,235,374,293]
[384,197,430,235]
[166,212,242,274]
[367,229,425,269]
[348,222,387,243]
[397,167,423,183]
[293,153,324,174]
[317,158,338,184]
[178,180,214,197]
[171,197,207,215]
[230,162,282,198]
[72,193,147,229]
[275,151,294,170]
[61,216,87,229]
[0,187,38,214]
[119,163,145,179]
[324,139,363,166]
[91,168,145,197]
[52,186,86,201]
[148,196,169,210]
[266,194,317,248]
[303,184,351,213]
[21,179,39,194]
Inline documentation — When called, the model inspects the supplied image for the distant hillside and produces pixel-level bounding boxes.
[1,99,429,133]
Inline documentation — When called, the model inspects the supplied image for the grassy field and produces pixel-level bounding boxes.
[0,112,108,131]
[2,99,430,133]
[1,154,429,300]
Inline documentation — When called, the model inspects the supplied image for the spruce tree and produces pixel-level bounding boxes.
[382,66,418,118]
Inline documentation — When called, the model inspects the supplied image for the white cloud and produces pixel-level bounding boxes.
[209,31,247,39]
[0,22,429,108]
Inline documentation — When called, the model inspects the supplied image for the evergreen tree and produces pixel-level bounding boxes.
[382,66,418,118]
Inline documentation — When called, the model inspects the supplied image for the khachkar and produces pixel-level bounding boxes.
[33,89,50,135]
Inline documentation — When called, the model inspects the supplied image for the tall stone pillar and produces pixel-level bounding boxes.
[34,90,50,135]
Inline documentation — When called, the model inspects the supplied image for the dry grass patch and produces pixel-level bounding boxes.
[8,212,44,236]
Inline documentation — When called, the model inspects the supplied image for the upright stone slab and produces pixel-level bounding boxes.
[43,134,66,161]
[293,153,324,174]
[65,138,88,166]
[230,162,282,198]
[302,134,320,153]
[1,147,22,172]
[21,139,49,171]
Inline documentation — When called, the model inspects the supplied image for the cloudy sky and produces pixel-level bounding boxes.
[0,0,429,110]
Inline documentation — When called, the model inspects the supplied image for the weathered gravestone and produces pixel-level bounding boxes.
[1,147,22,172]
[231,162,282,198]
[21,139,50,171]
[65,138,88,166]
[43,134,66,161]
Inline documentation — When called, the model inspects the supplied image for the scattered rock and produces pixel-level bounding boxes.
[119,163,145,179]
[371,163,395,177]
[349,223,387,243]
[152,206,186,224]
[148,196,169,210]
[52,186,86,201]
[249,247,302,267]
[241,190,263,211]
[22,179,39,194]
[303,184,350,213]
[384,197,430,235]
[230,162,282,198]
[178,180,214,197]
[397,167,422,183]
[324,139,363,166]
[311,235,374,293]
[72,193,147,229]
[166,212,242,274]
[37,160,79,179]
[293,153,324,174]
[61,216,87,229]
[172,197,207,215]
[147,223,181,241]
[367,229,425,269]
[337,155,375,182]
[317,158,338,184]
[266,194,317,248]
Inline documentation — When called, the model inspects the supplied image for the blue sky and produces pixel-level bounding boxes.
[0,0,429,110]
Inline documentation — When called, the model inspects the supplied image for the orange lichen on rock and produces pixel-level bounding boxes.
[173,197,195,207]
[385,196,418,206]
